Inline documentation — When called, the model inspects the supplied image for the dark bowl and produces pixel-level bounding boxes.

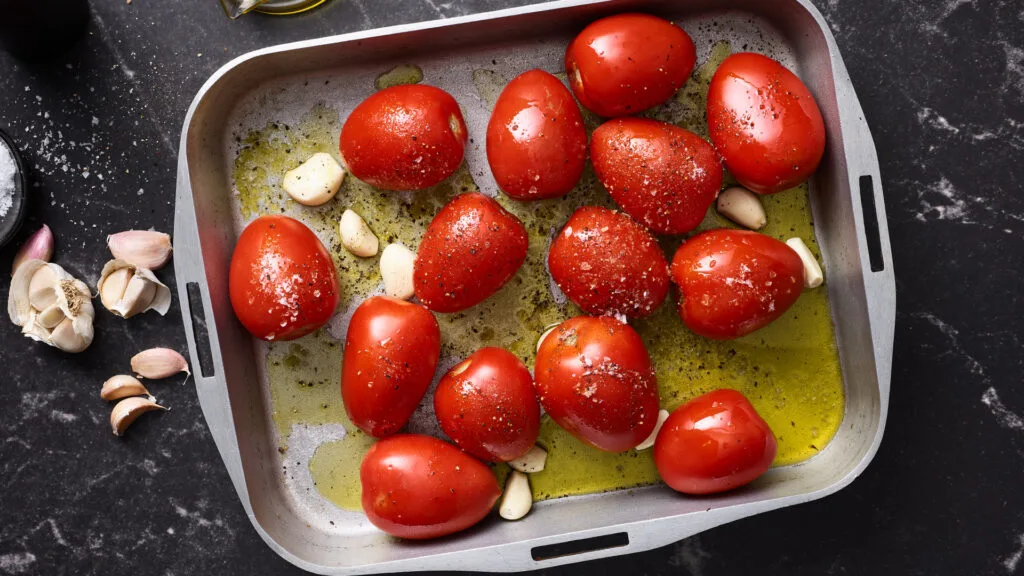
[0,127,28,249]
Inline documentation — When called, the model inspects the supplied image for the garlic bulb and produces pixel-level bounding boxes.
[97,259,172,319]
[7,259,95,353]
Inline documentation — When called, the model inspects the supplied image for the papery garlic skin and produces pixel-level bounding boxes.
[107,230,173,271]
[7,260,95,353]
[96,259,172,319]
[11,225,54,275]
[131,348,190,379]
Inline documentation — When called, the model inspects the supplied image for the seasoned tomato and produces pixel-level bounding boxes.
[487,69,587,200]
[434,347,540,462]
[341,296,441,437]
[534,316,659,452]
[591,118,722,234]
[340,84,468,191]
[360,434,501,539]
[413,193,529,313]
[707,53,826,194]
[228,215,339,341]
[565,13,696,117]
[654,389,777,494]
[670,229,802,340]
[548,206,669,318]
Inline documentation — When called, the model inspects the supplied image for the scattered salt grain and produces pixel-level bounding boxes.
[0,139,17,219]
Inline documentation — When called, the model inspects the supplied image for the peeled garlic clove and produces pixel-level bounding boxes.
[339,210,379,257]
[107,230,173,271]
[786,237,824,289]
[11,225,54,275]
[508,445,548,474]
[499,471,533,521]
[97,259,172,319]
[8,260,95,353]
[36,304,66,329]
[110,396,167,436]
[635,409,670,451]
[101,375,151,401]
[282,152,345,206]
[99,267,132,310]
[131,348,190,379]
[28,264,58,310]
[380,243,416,300]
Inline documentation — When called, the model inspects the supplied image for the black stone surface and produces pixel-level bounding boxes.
[1,1,1022,575]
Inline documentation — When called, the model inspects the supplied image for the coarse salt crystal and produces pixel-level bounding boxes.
[0,139,17,219]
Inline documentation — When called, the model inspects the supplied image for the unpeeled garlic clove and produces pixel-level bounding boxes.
[716,186,767,230]
[339,210,379,257]
[97,259,172,319]
[8,260,95,353]
[499,470,533,521]
[11,225,54,275]
[508,445,548,474]
[131,348,190,379]
[110,396,167,436]
[101,375,151,401]
[635,409,670,451]
[107,230,173,271]
[535,324,560,354]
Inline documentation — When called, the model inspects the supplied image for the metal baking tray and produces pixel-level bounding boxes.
[173,0,895,573]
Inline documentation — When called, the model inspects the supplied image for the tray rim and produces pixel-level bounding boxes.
[173,1,896,573]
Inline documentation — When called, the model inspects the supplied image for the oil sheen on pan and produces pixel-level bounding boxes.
[229,37,844,510]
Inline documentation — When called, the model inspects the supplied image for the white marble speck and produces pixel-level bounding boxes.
[981,388,1024,431]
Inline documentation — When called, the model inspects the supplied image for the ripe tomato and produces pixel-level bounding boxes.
[414,193,529,313]
[534,316,659,452]
[654,389,777,494]
[590,118,722,234]
[548,206,669,318]
[486,69,587,201]
[707,53,826,194]
[670,229,802,340]
[228,215,339,341]
[360,434,501,539]
[341,296,441,437]
[339,84,468,191]
[434,347,540,462]
[565,13,696,117]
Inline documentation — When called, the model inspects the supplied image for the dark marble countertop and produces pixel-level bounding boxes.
[1,0,1022,574]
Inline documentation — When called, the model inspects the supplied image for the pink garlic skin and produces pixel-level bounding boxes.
[11,225,54,276]
[107,230,173,271]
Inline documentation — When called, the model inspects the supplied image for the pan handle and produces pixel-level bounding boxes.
[839,81,896,399]
[172,160,252,511]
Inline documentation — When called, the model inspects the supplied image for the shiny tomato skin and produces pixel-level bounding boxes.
[360,434,501,539]
[413,193,529,313]
[340,84,468,191]
[341,296,441,437]
[434,347,540,462]
[487,69,587,201]
[548,206,669,318]
[654,389,777,495]
[707,53,826,195]
[534,316,659,452]
[565,13,696,117]
[228,215,339,342]
[591,118,722,234]
[670,229,802,340]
